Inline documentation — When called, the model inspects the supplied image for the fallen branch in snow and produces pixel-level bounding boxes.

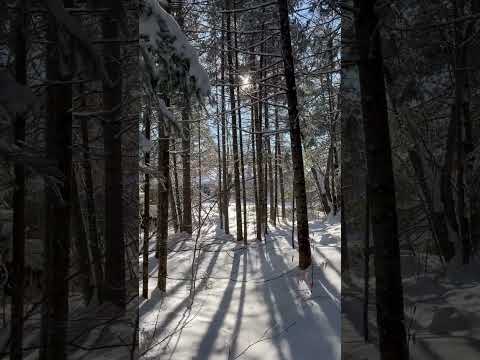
[140,304,204,357]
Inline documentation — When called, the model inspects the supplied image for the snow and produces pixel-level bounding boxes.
[342,247,480,360]
[139,204,341,359]
[140,0,210,98]
[0,298,139,360]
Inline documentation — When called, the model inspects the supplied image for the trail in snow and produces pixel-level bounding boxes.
[139,204,341,360]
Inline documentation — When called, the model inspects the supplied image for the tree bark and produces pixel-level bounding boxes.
[273,106,280,226]
[266,98,275,226]
[72,169,93,305]
[80,103,103,303]
[234,9,248,244]
[221,14,230,233]
[354,0,408,358]
[278,128,286,219]
[102,0,125,307]
[172,140,183,228]
[157,122,169,292]
[339,0,367,282]
[255,42,265,241]
[11,2,26,357]
[311,166,331,215]
[216,91,223,229]
[277,0,311,269]
[181,106,192,234]
[169,176,179,233]
[142,111,151,299]
[42,4,73,356]
[363,201,370,343]
[453,0,471,264]
[251,104,260,239]
[226,0,243,242]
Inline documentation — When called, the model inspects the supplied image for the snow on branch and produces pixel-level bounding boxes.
[42,0,113,86]
[140,0,210,99]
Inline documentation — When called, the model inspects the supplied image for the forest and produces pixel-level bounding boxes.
[0,0,478,360]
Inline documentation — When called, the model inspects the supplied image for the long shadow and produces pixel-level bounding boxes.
[194,246,243,359]
[256,232,340,360]
[228,249,248,358]
[283,223,341,310]
[256,242,290,360]
[140,226,228,343]
[140,233,213,304]
[162,227,227,358]
[149,237,215,297]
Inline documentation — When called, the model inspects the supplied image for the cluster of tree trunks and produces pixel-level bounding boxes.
[7,1,138,358]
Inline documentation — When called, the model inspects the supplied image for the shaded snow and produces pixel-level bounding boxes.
[342,246,480,360]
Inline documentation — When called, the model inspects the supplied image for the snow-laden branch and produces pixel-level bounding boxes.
[42,0,113,87]
[140,0,210,99]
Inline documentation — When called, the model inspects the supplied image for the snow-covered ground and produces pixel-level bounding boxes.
[140,204,341,360]
[342,247,480,360]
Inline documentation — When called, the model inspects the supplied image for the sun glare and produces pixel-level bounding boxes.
[240,74,251,90]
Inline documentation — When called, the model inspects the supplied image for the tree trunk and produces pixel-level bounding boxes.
[221,14,230,233]
[354,0,408,358]
[157,122,169,292]
[102,0,125,307]
[181,106,192,234]
[216,92,223,229]
[72,169,93,305]
[467,0,480,253]
[266,99,275,226]
[278,130,286,220]
[80,104,103,303]
[251,105,260,239]
[312,166,331,215]
[324,142,334,213]
[142,111,151,299]
[42,5,73,356]
[453,0,471,264]
[255,45,265,241]
[363,201,370,343]
[11,2,26,357]
[226,0,243,242]
[169,177,179,233]
[172,140,183,228]
[234,9,248,244]
[339,0,367,278]
[290,188,295,249]
[278,0,312,269]
[277,0,311,269]
[327,38,338,216]
[273,106,280,226]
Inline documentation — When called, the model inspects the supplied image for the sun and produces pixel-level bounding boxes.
[240,74,251,90]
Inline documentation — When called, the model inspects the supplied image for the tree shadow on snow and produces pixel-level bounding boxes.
[252,232,340,360]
